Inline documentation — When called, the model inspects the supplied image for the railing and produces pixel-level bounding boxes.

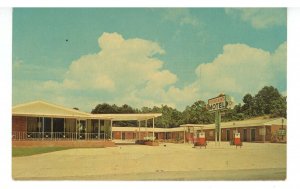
[12,132,110,141]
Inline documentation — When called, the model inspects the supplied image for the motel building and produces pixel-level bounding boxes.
[12,100,286,146]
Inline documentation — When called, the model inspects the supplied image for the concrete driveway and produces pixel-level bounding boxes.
[12,142,286,180]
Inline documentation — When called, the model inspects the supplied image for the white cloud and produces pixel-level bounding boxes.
[14,32,286,112]
[225,8,286,29]
[37,32,197,110]
[194,42,287,102]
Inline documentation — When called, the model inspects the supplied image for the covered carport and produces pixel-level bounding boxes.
[180,124,206,144]
[91,113,162,141]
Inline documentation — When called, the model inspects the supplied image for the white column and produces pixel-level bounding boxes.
[85,120,88,140]
[98,119,100,140]
[138,120,141,140]
[51,118,53,139]
[152,117,155,141]
[218,112,221,146]
[110,120,113,140]
[145,120,148,137]
[63,118,66,138]
[42,117,44,140]
[77,119,79,140]
[184,127,186,144]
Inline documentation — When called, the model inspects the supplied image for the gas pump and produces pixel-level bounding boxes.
[194,132,207,148]
[234,133,242,148]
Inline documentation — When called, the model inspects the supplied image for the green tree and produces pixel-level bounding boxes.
[253,86,285,116]
[91,103,116,114]
[182,100,214,124]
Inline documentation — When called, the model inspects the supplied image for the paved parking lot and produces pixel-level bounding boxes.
[12,142,286,180]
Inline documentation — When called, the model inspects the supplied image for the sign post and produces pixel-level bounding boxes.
[208,94,233,146]
[215,110,221,146]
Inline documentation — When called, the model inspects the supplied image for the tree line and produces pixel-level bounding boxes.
[91,86,287,128]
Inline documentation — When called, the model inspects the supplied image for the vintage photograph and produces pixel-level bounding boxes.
[12,8,287,180]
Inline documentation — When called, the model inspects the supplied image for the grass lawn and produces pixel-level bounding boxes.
[12,147,72,157]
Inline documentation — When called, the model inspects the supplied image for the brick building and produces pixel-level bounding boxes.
[12,100,162,141]
[12,100,286,144]
[181,118,287,143]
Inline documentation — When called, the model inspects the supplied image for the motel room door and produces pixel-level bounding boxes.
[250,128,256,142]
[226,129,230,141]
[243,129,247,142]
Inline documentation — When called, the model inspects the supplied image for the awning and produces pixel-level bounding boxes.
[90,113,162,121]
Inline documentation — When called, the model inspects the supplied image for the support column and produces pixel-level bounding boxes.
[76,119,78,140]
[138,120,141,140]
[218,112,221,146]
[110,120,113,140]
[63,118,66,138]
[86,120,88,140]
[79,120,81,140]
[51,118,53,139]
[145,120,148,138]
[152,117,155,141]
[184,127,186,144]
[98,119,100,140]
[42,117,44,140]
[215,111,221,146]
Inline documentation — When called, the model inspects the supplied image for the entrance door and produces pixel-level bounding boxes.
[251,128,256,142]
[78,120,86,139]
[122,132,126,140]
[243,129,247,142]
[226,129,230,141]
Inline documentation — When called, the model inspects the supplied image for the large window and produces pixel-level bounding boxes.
[53,118,64,132]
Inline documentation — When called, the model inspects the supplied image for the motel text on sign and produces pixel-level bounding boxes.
[207,95,226,112]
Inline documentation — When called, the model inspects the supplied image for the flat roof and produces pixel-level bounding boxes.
[180,124,206,128]
[112,126,184,132]
[90,113,162,121]
[181,117,287,130]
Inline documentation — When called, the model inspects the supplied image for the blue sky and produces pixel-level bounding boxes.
[12,8,287,112]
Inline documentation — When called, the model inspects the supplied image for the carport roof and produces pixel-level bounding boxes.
[90,113,162,121]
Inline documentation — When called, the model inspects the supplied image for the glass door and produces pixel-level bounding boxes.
[78,120,86,139]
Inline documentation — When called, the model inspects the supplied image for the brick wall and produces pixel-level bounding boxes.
[205,129,215,141]
[114,131,121,139]
[12,116,27,132]
[125,132,134,139]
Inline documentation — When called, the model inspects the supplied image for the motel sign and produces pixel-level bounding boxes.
[207,95,226,112]
[207,94,233,145]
